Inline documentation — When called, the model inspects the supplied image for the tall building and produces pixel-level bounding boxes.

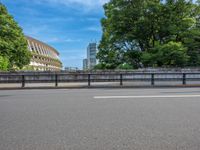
[83,42,97,70]
[26,36,62,71]
[87,43,97,69]
[83,59,88,70]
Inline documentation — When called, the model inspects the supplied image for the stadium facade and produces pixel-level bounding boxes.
[26,36,62,71]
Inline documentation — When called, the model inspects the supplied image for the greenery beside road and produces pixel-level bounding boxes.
[0,3,31,71]
[97,0,200,69]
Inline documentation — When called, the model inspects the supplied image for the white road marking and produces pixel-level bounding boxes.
[94,95,200,99]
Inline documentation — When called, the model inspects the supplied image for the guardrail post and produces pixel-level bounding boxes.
[55,74,58,87]
[22,75,25,88]
[151,73,155,86]
[88,74,91,86]
[120,74,123,86]
[183,73,186,85]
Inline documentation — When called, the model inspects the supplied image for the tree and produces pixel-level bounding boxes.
[97,0,146,69]
[142,42,189,67]
[124,50,142,69]
[0,3,31,70]
[141,52,155,67]
[0,56,9,71]
[183,29,200,66]
[98,0,200,68]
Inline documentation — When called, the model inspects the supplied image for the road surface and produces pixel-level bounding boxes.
[0,88,200,150]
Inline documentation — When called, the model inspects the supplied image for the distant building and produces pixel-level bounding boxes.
[64,67,78,72]
[87,43,97,69]
[83,43,97,70]
[83,59,88,70]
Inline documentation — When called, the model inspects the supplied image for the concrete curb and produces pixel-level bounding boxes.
[0,85,200,90]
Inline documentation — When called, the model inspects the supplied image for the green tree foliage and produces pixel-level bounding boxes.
[142,42,189,67]
[0,56,9,71]
[124,50,142,68]
[117,63,134,70]
[0,3,31,70]
[97,0,200,69]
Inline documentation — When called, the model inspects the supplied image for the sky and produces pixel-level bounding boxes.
[2,0,109,69]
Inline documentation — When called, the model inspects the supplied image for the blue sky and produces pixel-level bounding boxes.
[2,0,109,69]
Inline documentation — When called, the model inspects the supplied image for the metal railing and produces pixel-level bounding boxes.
[0,72,200,88]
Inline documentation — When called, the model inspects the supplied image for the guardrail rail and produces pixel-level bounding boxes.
[0,72,200,88]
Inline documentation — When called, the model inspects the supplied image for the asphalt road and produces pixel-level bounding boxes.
[0,88,200,150]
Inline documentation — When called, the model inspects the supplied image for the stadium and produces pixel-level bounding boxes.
[26,36,62,71]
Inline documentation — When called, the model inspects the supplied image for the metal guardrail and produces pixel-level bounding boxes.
[0,72,200,88]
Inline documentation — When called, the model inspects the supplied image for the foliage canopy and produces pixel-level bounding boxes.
[97,0,200,69]
[0,3,31,71]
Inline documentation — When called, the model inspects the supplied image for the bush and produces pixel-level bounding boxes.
[117,63,133,70]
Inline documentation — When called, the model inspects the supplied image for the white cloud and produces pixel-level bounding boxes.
[37,37,82,43]
[50,0,108,7]
[64,38,82,42]
[23,25,49,37]
[31,0,109,9]
[85,26,101,32]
